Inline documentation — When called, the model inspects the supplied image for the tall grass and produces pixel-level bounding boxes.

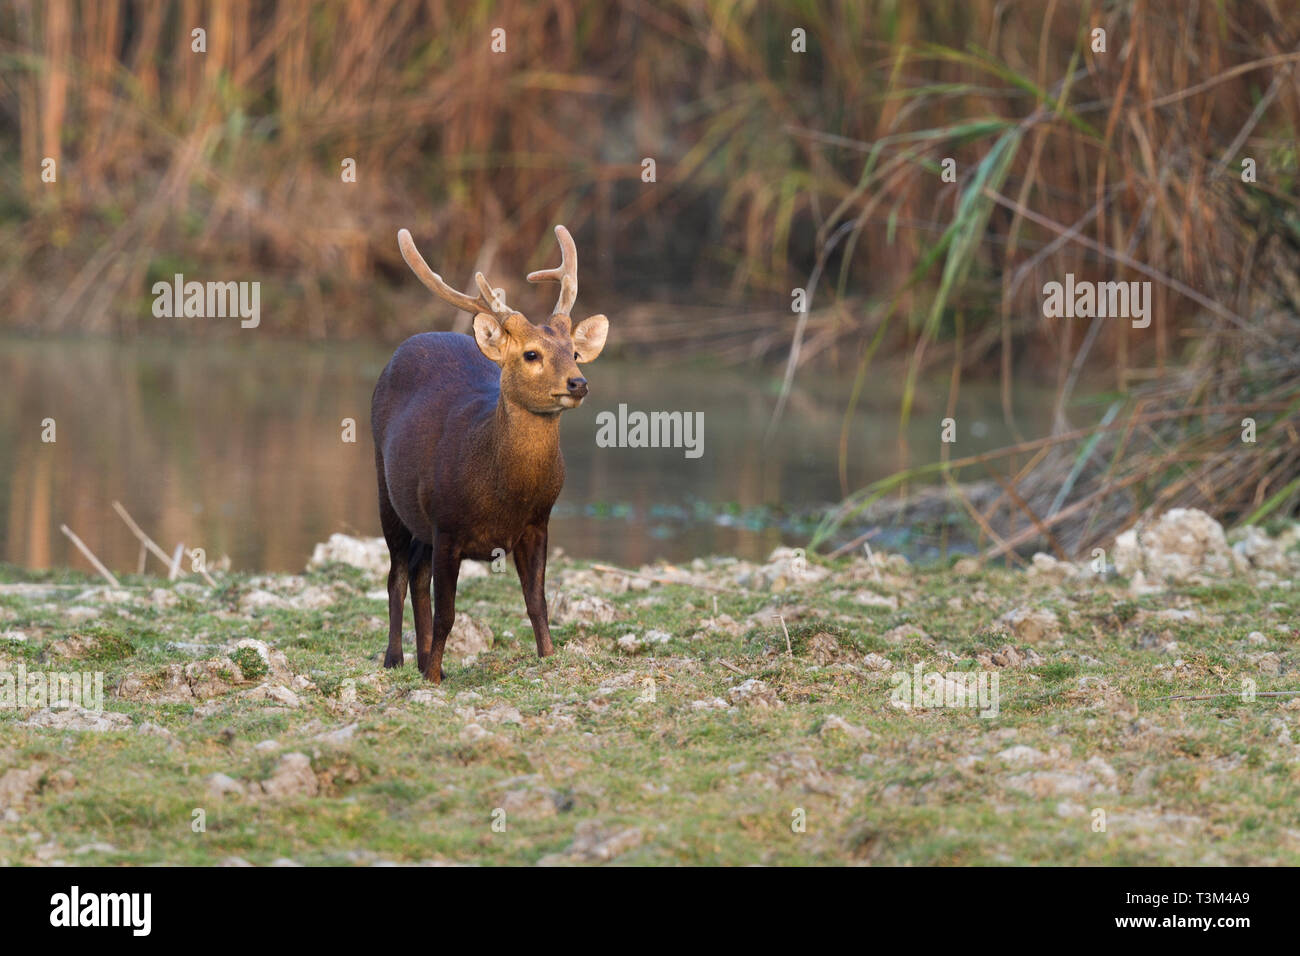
[1,3,1294,346]
[2,1,1298,551]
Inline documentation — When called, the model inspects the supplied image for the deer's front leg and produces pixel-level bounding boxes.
[426,535,461,683]
[513,524,553,657]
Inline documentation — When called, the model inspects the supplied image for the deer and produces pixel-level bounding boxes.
[371,224,608,683]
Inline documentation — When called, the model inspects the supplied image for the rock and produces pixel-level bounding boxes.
[21,705,132,732]
[206,773,247,799]
[728,679,781,709]
[72,842,117,855]
[1004,770,1101,797]
[819,715,873,741]
[502,785,560,820]
[744,547,831,591]
[291,585,336,610]
[448,613,493,658]
[1027,553,1079,584]
[307,534,389,577]
[548,591,618,625]
[1,629,28,643]
[690,697,731,711]
[953,558,982,576]
[259,752,318,799]
[47,769,77,792]
[184,659,244,699]
[996,745,1046,768]
[853,590,900,610]
[136,722,176,741]
[616,633,643,654]
[699,614,743,637]
[239,589,293,613]
[862,652,893,671]
[460,703,522,726]
[882,624,929,644]
[312,724,358,746]
[1085,757,1119,787]
[460,723,494,743]
[262,684,302,708]
[539,821,642,865]
[997,606,1060,644]
[1253,652,1282,676]
[978,644,1044,668]
[1113,509,1235,583]
[74,588,134,604]
[1231,525,1294,572]
[47,634,102,659]
[408,688,445,705]
[0,767,42,812]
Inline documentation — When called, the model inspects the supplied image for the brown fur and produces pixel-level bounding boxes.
[372,226,607,682]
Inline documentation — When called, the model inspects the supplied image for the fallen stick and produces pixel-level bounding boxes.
[717,659,745,675]
[59,524,120,588]
[114,500,218,587]
[112,500,173,569]
[772,612,792,658]
[589,562,739,593]
[825,526,880,560]
[169,542,184,581]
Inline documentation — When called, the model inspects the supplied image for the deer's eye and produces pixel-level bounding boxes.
[574,352,580,360]
[523,351,540,362]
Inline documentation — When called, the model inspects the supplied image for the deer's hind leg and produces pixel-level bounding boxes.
[378,470,412,668]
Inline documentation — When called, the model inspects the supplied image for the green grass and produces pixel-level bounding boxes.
[0,552,1297,866]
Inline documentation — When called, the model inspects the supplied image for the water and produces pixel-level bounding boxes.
[0,336,1059,573]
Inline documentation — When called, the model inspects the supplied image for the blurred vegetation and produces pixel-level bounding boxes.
[0,2,1293,356]
[1,0,1299,553]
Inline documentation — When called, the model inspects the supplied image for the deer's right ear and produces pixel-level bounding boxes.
[473,313,509,363]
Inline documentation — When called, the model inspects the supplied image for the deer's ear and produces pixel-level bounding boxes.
[472,313,510,363]
[572,314,608,363]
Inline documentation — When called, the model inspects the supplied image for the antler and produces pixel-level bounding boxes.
[398,229,510,317]
[526,225,578,316]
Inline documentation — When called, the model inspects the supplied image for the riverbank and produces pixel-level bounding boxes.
[1,510,1297,865]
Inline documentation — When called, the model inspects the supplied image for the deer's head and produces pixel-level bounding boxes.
[398,226,608,415]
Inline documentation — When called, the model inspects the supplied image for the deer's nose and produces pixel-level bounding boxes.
[567,376,588,398]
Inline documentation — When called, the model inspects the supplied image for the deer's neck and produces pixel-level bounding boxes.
[486,397,564,505]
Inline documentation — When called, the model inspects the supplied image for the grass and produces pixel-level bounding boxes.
[1,546,1298,866]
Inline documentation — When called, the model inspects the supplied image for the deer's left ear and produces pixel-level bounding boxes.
[572,314,608,362]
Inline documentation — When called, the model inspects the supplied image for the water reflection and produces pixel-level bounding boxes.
[0,337,1057,573]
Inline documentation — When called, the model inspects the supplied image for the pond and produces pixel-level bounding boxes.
[0,336,1060,574]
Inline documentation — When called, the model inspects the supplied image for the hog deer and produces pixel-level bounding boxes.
[371,224,608,682]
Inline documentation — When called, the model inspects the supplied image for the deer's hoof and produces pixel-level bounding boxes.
[383,650,404,668]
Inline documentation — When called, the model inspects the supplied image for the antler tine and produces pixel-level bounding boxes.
[398,229,509,318]
[526,225,578,315]
[474,272,511,317]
